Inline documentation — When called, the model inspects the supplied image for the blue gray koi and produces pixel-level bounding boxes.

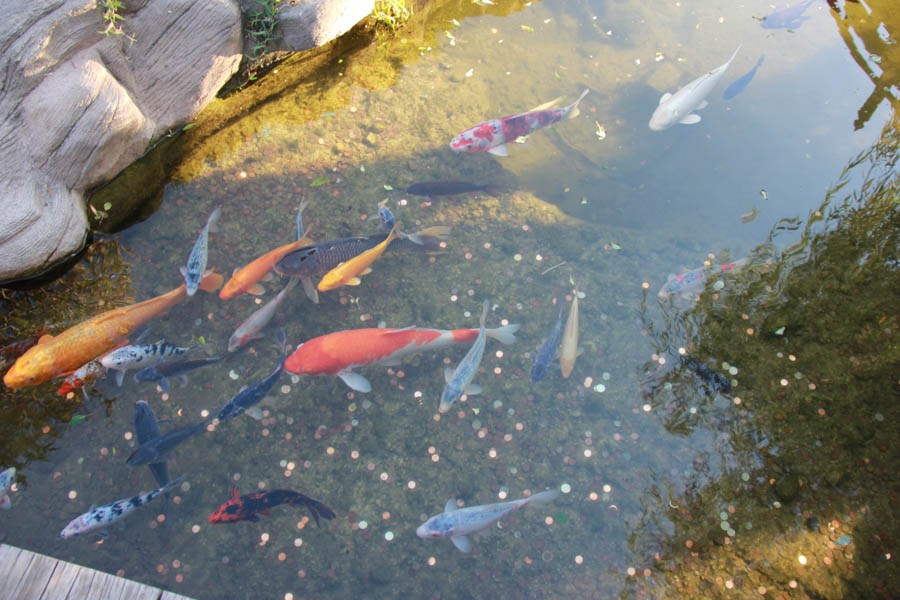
[134,356,224,394]
[133,401,171,523]
[218,329,287,423]
[530,298,564,384]
[181,206,221,296]
[439,299,489,413]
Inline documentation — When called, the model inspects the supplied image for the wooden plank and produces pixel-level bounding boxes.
[0,546,194,600]
[40,559,82,600]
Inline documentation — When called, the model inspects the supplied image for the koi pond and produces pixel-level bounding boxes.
[2,0,898,598]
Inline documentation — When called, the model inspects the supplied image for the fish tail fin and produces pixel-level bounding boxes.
[296,198,310,240]
[162,474,187,493]
[414,226,452,252]
[566,88,590,120]
[486,323,520,345]
[479,299,489,328]
[526,490,561,506]
[289,494,337,527]
[198,271,224,293]
[729,45,742,64]
[207,206,223,233]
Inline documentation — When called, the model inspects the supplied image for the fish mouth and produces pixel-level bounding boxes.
[415,524,429,538]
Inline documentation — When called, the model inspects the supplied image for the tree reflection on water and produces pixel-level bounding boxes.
[631,110,899,597]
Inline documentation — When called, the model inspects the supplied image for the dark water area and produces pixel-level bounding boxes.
[1,1,898,598]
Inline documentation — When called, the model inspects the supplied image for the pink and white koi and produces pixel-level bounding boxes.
[658,258,749,300]
[60,475,185,538]
[228,278,297,352]
[416,489,560,552]
[450,89,589,157]
[0,467,15,510]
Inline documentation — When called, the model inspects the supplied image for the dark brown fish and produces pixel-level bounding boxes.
[406,181,503,198]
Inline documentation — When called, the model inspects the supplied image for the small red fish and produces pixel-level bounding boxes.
[0,326,50,369]
[57,360,105,396]
[208,487,336,526]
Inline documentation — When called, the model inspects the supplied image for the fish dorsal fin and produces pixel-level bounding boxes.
[530,96,562,111]
[659,92,673,105]
[384,325,417,334]
[444,499,458,513]
[230,486,240,500]
[38,334,55,344]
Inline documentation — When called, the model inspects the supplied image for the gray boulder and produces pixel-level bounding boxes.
[241,0,375,53]
[0,0,243,282]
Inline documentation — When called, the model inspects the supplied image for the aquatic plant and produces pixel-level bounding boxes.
[371,0,412,33]
[98,0,135,44]
[246,0,283,62]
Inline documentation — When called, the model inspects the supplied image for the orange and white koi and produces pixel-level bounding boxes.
[317,224,399,292]
[3,272,222,388]
[57,360,106,397]
[285,321,520,392]
[228,279,297,352]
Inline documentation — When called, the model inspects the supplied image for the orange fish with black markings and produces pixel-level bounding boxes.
[209,487,336,525]
[3,272,222,388]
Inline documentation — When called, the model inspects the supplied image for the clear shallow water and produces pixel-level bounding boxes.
[1,1,898,599]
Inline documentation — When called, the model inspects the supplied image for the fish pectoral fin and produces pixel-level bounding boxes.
[180,266,187,277]
[337,370,372,393]
[464,383,482,396]
[659,92,673,105]
[262,271,275,282]
[246,283,266,296]
[444,499,458,513]
[115,370,126,387]
[487,144,509,157]
[360,267,373,276]
[443,367,454,383]
[37,334,55,344]
[345,277,362,286]
[158,378,171,394]
[301,278,319,304]
[695,100,709,110]
[451,535,473,553]
[679,114,701,125]
[379,357,403,367]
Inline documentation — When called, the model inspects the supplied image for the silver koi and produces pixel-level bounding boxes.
[182,206,221,296]
[439,300,489,413]
[228,279,297,352]
[416,489,560,552]
[0,466,15,510]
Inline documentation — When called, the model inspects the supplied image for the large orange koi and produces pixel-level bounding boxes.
[3,272,222,388]
[285,322,520,392]
[220,225,313,299]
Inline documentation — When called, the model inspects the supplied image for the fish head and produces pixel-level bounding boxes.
[3,345,54,388]
[227,332,246,353]
[417,512,453,538]
[209,501,242,524]
[60,515,88,538]
[100,347,138,369]
[0,467,15,492]
[274,246,319,277]
[450,121,500,152]
[649,105,678,131]
[377,205,396,231]
[219,277,244,300]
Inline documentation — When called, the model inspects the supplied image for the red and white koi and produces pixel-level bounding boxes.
[450,89,589,157]
[416,489,560,552]
[284,321,520,392]
[60,475,185,538]
[57,360,106,397]
[658,258,749,300]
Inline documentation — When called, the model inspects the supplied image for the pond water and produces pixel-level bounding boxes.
[1,1,898,599]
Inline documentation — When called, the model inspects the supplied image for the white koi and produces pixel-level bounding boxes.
[559,290,579,378]
[60,475,186,538]
[649,46,741,131]
[100,341,195,386]
[417,489,560,552]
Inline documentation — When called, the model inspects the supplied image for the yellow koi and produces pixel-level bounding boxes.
[559,289,579,378]
[317,224,399,292]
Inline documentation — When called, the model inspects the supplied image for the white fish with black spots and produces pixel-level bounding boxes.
[100,341,195,386]
[416,489,560,552]
[649,46,741,131]
[60,475,186,538]
[181,207,221,296]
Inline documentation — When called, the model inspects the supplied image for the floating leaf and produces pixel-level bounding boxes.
[741,207,759,223]
[760,189,768,200]
[383,184,393,191]
[563,187,570,193]
[103,202,112,211]
[311,177,329,187]
[521,25,534,32]
[198,335,206,345]
[554,71,561,80]
[556,511,569,524]
[774,326,786,336]
[320,112,336,118]
[610,242,622,250]
[183,123,195,131]
[580,196,588,205]
[68,414,86,426]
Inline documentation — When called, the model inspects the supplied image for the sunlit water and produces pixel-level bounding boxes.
[1,1,896,599]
